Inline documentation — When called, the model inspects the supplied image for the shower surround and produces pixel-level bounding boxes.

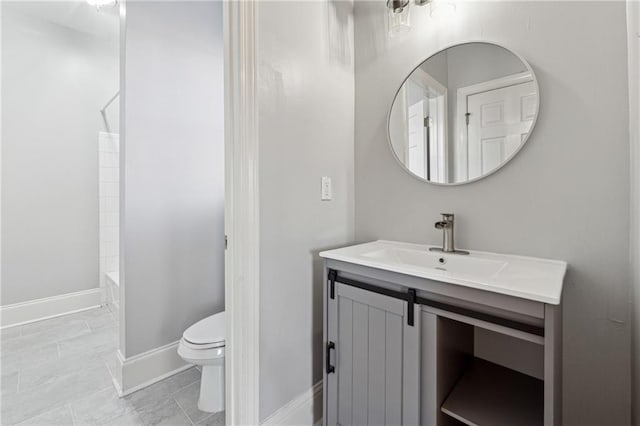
[99,131,120,314]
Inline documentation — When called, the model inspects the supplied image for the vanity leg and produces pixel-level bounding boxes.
[544,304,562,426]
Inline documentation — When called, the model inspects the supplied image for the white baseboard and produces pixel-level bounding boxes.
[116,341,191,396]
[0,288,103,329]
[262,381,323,426]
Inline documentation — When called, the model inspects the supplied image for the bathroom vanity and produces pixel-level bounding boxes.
[320,240,566,426]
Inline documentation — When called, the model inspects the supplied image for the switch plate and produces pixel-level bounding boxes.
[321,176,332,201]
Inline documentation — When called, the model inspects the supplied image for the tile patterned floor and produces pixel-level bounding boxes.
[1,307,224,426]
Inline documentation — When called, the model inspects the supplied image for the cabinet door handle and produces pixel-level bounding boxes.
[326,341,335,374]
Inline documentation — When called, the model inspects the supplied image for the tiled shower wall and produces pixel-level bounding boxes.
[98,132,120,311]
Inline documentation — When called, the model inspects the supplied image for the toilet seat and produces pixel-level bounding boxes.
[181,339,225,350]
[183,311,225,347]
[178,341,225,365]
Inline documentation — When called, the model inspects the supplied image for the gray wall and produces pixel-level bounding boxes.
[354,2,631,425]
[629,0,640,421]
[122,0,224,357]
[444,43,525,90]
[1,4,118,305]
[258,0,355,420]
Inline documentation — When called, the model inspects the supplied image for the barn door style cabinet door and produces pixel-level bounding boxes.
[324,277,420,426]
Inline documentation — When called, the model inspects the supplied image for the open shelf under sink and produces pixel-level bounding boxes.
[441,358,544,426]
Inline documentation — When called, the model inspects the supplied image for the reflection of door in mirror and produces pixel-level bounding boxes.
[457,72,537,181]
[405,70,448,182]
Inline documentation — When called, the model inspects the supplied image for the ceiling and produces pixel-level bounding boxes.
[3,1,119,40]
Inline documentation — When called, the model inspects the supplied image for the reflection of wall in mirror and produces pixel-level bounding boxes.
[419,50,448,88]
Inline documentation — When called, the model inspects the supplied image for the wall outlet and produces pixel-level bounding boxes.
[321,176,332,201]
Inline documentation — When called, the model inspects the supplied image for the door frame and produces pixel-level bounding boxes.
[628,0,640,421]
[406,68,449,182]
[224,1,260,424]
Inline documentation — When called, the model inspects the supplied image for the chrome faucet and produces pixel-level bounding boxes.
[429,213,469,255]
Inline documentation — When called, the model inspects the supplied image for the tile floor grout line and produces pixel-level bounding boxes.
[67,385,131,426]
[104,359,116,383]
[169,376,201,398]
[113,372,198,415]
[67,402,77,426]
[15,402,69,426]
[173,396,195,425]
[200,412,216,426]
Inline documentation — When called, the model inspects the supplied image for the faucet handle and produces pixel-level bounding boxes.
[441,213,454,221]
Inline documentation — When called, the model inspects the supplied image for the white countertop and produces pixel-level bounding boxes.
[319,240,567,305]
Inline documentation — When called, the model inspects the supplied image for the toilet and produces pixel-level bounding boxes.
[177,311,225,413]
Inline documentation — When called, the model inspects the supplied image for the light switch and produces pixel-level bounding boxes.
[321,176,332,201]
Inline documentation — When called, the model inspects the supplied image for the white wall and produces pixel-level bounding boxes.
[1,4,118,305]
[629,0,640,421]
[257,0,355,420]
[122,0,224,357]
[354,1,631,425]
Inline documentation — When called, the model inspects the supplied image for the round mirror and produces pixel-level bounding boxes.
[388,42,539,185]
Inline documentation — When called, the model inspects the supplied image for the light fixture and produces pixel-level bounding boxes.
[427,0,456,18]
[387,0,456,35]
[387,0,411,35]
[86,0,118,11]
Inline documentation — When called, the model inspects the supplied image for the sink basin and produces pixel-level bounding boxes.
[361,247,507,279]
[319,240,567,304]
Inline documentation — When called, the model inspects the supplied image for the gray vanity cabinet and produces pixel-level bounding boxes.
[322,260,563,426]
[324,282,420,426]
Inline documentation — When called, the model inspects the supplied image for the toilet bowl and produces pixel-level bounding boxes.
[177,311,225,413]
